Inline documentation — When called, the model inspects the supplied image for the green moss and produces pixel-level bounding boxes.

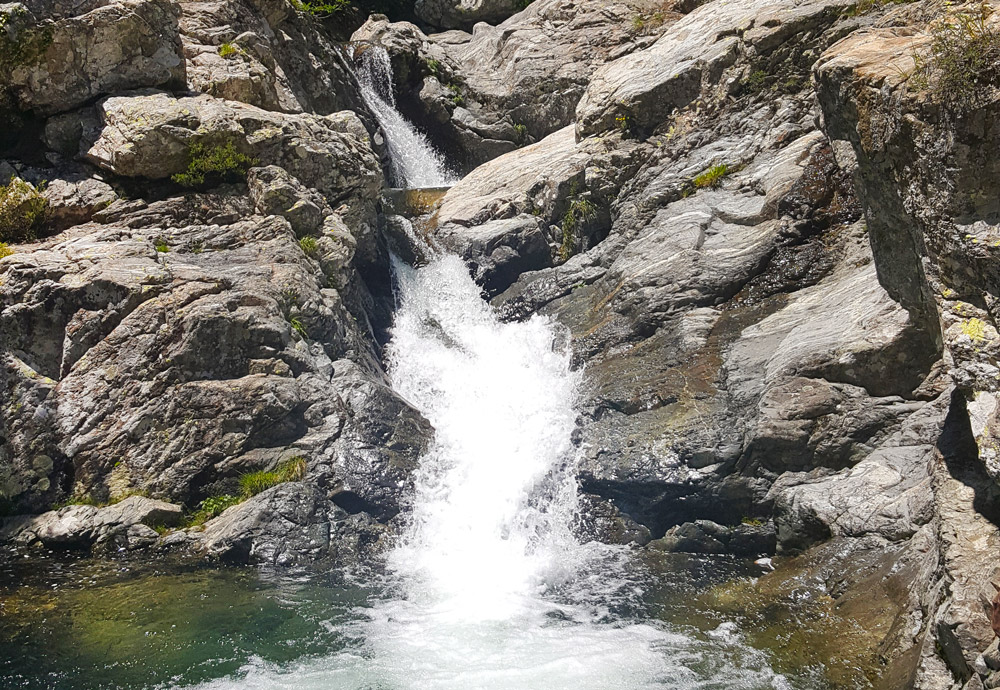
[298,236,318,257]
[0,177,47,243]
[911,2,1000,109]
[0,10,53,72]
[693,163,730,189]
[238,457,307,498]
[218,42,239,59]
[171,140,258,189]
[0,241,13,258]
[51,495,104,510]
[742,69,768,94]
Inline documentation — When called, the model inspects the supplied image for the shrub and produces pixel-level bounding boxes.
[218,42,239,59]
[911,2,1000,109]
[290,0,350,16]
[299,235,318,257]
[238,457,307,498]
[512,123,527,143]
[171,140,258,188]
[0,242,12,258]
[693,163,730,189]
[446,83,464,106]
[188,494,242,526]
[154,239,169,253]
[559,198,596,262]
[0,177,47,242]
[742,69,768,94]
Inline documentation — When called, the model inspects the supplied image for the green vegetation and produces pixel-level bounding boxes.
[693,163,731,189]
[238,457,307,498]
[188,494,242,526]
[289,0,350,16]
[446,83,464,106]
[0,7,53,71]
[218,42,239,59]
[0,177,47,242]
[0,242,13,258]
[154,239,169,253]
[290,317,307,338]
[742,69,768,94]
[559,198,596,262]
[741,516,764,527]
[299,235,318,257]
[171,140,258,188]
[514,0,535,9]
[910,2,1000,109]
[631,11,667,35]
[512,123,527,143]
[425,58,441,76]
[51,495,103,510]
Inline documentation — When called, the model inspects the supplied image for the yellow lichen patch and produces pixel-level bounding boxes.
[962,317,991,342]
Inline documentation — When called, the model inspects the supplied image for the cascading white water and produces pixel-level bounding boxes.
[191,254,799,690]
[355,46,456,188]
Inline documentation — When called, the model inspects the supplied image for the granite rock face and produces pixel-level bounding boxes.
[4,0,185,116]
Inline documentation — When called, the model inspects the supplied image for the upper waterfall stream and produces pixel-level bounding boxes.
[354,46,456,188]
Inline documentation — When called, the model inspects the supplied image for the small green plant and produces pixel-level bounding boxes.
[238,457,307,498]
[741,517,764,527]
[0,242,12,258]
[614,109,633,136]
[154,239,169,253]
[289,0,350,16]
[188,494,242,526]
[218,42,239,59]
[512,123,527,143]
[446,83,464,106]
[743,69,768,94]
[693,163,731,189]
[632,15,646,32]
[559,198,597,262]
[171,139,258,188]
[910,2,1000,109]
[290,317,307,338]
[299,235,318,257]
[0,177,47,242]
[426,58,441,76]
[51,495,104,510]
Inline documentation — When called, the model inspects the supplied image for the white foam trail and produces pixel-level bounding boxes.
[355,46,457,188]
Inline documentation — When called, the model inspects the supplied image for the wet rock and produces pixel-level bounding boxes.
[0,495,183,548]
[196,482,386,566]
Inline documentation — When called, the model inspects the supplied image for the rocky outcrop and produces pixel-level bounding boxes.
[414,0,519,31]
[3,0,185,116]
[0,495,183,549]
[351,0,679,172]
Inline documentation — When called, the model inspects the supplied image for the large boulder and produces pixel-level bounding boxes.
[82,92,382,223]
[4,0,184,115]
[415,0,521,31]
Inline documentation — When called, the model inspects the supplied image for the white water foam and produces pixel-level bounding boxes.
[355,46,456,188]
[185,255,799,690]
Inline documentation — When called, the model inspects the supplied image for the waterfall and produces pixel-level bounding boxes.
[189,254,797,690]
[354,46,456,189]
